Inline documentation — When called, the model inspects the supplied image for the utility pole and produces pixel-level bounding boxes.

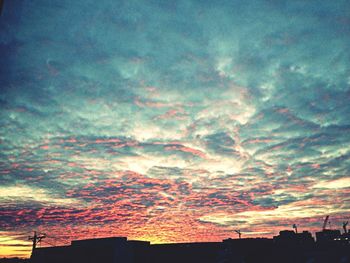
[28,231,46,256]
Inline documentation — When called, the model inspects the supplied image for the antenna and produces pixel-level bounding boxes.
[292,224,298,234]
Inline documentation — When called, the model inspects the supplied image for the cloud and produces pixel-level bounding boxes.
[0,185,80,206]
[312,177,350,189]
[1,0,350,257]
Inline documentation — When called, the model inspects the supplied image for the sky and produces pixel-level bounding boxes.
[1,0,350,258]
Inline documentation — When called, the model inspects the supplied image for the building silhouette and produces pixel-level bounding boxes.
[273,230,314,248]
[29,230,350,263]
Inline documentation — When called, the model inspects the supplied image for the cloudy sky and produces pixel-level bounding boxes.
[1,0,350,258]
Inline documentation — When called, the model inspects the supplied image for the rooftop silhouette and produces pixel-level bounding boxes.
[27,227,350,263]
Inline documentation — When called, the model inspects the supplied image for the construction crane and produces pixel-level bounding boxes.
[322,215,329,231]
[234,230,241,239]
[343,221,348,234]
[292,224,298,234]
[28,231,46,256]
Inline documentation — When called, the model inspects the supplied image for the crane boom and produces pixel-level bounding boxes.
[343,221,348,234]
[322,215,329,231]
[234,230,241,239]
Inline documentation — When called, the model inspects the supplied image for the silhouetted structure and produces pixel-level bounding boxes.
[343,221,349,234]
[315,215,345,248]
[31,237,149,263]
[29,232,350,263]
[273,230,314,248]
[28,232,46,257]
[293,223,298,233]
[223,237,274,262]
[316,229,342,244]
[234,230,241,239]
[29,216,350,263]
[148,242,222,263]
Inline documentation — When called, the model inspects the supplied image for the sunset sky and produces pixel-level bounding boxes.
[1,0,350,258]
